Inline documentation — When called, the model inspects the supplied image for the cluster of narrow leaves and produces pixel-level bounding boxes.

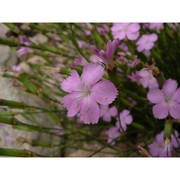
[0,23,180,157]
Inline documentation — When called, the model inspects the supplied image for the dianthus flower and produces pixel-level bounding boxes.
[136,33,158,52]
[149,23,164,30]
[91,39,119,64]
[116,109,133,131]
[111,23,140,40]
[106,127,120,144]
[100,105,118,122]
[138,69,159,89]
[148,131,180,157]
[61,63,118,124]
[17,47,30,57]
[147,79,180,119]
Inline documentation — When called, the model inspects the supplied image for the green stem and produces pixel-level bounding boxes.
[164,119,172,139]
[0,148,44,157]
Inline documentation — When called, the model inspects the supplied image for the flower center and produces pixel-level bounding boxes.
[82,85,91,97]
[164,96,172,104]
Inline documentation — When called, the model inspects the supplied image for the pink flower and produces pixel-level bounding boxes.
[77,40,88,49]
[85,30,91,36]
[116,109,133,131]
[111,23,140,40]
[97,24,109,35]
[60,63,118,124]
[12,65,21,72]
[149,23,164,30]
[119,42,129,52]
[19,36,30,45]
[100,105,118,122]
[97,27,106,36]
[136,33,158,52]
[148,131,167,157]
[138,69,159,89]
[147,79,180,119]
[128,72,141,83]
[130,57,139,67]
[106,127,120,144]
[71,55,88,67]
[120,57,139,67]
[148,131,180,157]
[91,39,119,63]
[17,47,30,57]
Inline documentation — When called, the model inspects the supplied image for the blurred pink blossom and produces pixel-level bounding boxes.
[111,23,140,40]
[148,131,180,157]
[100,105,118,122]
[61,63,118,124]
[138,69,159,89]
[147,79,180,119]
[71,55,88,67]
[149,23,164,30]
[128,72,141,83]
[17,47,30,57]
[91,39,119,64]
[19,36,30,45]
[119,42,129,52]
[136,33,158,52]
[116,109,133,131]
[12,65,21,72]
[106,127,120,144]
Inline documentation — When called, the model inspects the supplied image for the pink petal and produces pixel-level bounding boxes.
[155,131,164,144]
[103,113,111,122]
[138,70,149,77]
[148,78,159,89]
[144,42,154,50]
[147,89,164,103]
[120,120,127,131]
[148,142,162,157]
[106,39,119,59]
[171,133,179,148]
[137,45,144,52]
[107,127,120,138]
[91,80,118,105]
[172,88,180,103]
[125,115,133,124]
[109,106,118,117]
[61,92,82,117]
[152,103,169,119]
[79,98,100,124]
[61,70,82,93]
[100,105,108,117]
[150,33,158,41]
[139,78,149,88]
[114,32,126,40]
[143,50,151,57]
[106,127,120,144]
[127,31,139,40]
[120,109,130,120]
[128,23,140,32]
[136,38,143,46]
[81,63,105,86]
[163,79,178,97]
[169,103,180,119]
